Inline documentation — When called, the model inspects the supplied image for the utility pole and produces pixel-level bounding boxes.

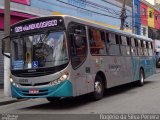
[4,0,11,97]
[120,0,127,30]
[132,0,135,34]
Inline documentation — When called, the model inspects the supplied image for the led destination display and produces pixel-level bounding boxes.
[11,17,64,34]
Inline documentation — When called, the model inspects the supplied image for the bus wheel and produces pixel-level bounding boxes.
[137,69,144,86]
[46,97,60,103]
[93,76,104,100]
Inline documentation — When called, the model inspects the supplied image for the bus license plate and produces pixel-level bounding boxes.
[29,90,39,94]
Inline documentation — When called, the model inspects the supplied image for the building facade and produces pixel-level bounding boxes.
[133,0,160,41]
[0,0,52,84]
[30,0,133,32]
[0,0,133,84]
[140,0,149,37]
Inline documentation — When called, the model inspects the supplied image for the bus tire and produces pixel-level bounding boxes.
[93,75,104,100]
[46,97,60,103]
[137,69,145,86]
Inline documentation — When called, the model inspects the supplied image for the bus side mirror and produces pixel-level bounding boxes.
[2,36,11,58]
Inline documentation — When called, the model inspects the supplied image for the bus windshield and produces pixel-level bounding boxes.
[11,31,69,70]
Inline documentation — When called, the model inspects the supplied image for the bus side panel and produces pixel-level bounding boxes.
[131,57,140,81]
[118,56,133,84]
[70,56,95,97]
[142,56,155,78]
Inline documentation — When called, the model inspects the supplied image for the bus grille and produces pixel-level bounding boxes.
[19,82,50,87]
[15,72,53,77]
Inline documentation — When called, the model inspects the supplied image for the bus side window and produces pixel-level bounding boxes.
[120,36,131,56]
[126,37,131,56]
[141,40,145,56]
[68,23,87,69]
[147,42,153,56]
[137,39,142,56]
[120,36,127,56]
[131,38,138,56]
[107,33,120,55]
[105,32,110,54]
[89,28,106,55]
[143,41,148,56]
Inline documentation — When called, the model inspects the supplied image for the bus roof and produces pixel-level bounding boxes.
[11,15,152,42]
[63,15,153,42]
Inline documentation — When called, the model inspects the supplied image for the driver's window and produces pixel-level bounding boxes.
[68,23,87,69]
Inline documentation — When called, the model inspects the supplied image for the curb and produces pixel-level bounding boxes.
[0,87,29,106]
[0,99,18,106]
[0,98,29,106]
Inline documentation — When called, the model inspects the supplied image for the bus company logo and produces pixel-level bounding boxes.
[108,57,121,74]
[109,64,121,73]
[28,69,36,72]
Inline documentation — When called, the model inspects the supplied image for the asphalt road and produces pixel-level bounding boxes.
[0,70,160,119]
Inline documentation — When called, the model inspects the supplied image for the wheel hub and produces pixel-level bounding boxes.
[95,81,102,94]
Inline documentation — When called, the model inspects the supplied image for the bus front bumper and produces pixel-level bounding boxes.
[11,80,73,98]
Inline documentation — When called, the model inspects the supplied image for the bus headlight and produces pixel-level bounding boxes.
[12,82,19,88]
[10,78,19,88]
[10,78,13,83]
[59,74,68,81]
[50,73,69,86]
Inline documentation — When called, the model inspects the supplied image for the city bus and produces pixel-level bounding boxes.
[2,15,156,101]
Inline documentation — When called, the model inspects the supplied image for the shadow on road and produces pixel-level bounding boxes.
[22,81,155,110]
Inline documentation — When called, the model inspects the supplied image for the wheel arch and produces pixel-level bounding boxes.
[95,71,107,88]
[140,67,145,79]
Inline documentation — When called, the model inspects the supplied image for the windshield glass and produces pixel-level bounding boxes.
[11,31,69,70]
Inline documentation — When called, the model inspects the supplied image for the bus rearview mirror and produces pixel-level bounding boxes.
[2,36,11,58]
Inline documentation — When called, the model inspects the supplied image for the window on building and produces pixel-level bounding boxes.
[142,27,147,36]
[149,11,153,18]
[142,8,146,16]
[135,4,138,13]
[155,15,158,21]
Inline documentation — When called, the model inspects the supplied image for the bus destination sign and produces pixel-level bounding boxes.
[11,17,64,33]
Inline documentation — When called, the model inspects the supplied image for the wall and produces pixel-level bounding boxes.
[148,7,155,28]
[140,2,148,26]
[30,0,132,32]
[154,9,160,30]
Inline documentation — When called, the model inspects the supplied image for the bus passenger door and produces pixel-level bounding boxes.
[68,23,89,96]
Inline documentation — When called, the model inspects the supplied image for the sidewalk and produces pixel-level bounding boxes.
[0,86,28,106]
[0,87,18,106]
